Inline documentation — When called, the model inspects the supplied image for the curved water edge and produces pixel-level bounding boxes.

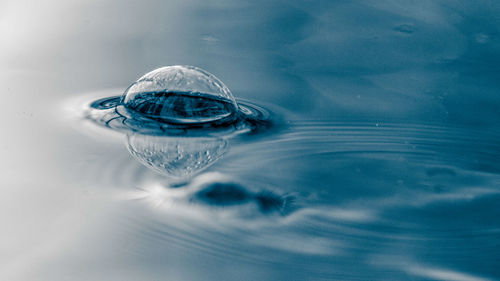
[87,95,276,138]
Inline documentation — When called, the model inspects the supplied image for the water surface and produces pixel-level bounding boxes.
[1,1,500,280]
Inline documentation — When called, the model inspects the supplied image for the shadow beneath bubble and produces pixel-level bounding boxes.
[192,180,295,215]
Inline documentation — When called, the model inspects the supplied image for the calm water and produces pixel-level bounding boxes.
[2,1,500,280]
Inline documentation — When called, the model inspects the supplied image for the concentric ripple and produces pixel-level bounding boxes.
[72,118,500,280]
[76,77,500,279]
[223,120,500,174]
[86,96,274,137]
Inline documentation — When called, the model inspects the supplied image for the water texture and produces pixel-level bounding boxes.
[1,1,500,281]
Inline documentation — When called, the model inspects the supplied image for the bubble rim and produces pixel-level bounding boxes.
[86,95,274,138]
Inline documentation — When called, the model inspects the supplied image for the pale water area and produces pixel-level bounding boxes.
[1,1,500,280]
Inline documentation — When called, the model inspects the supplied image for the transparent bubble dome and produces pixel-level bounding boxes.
[122,66,238,125]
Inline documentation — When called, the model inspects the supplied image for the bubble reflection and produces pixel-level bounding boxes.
[126,133,228,179]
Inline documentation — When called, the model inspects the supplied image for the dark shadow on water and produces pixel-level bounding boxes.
[192,180,295,215]
[194,182,251,205]
[254,191,295,214]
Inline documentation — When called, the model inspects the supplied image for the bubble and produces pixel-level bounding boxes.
[121,66,238,125]
[85,65,277,138]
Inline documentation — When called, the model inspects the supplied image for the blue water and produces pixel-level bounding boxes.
[1,1,500,280]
